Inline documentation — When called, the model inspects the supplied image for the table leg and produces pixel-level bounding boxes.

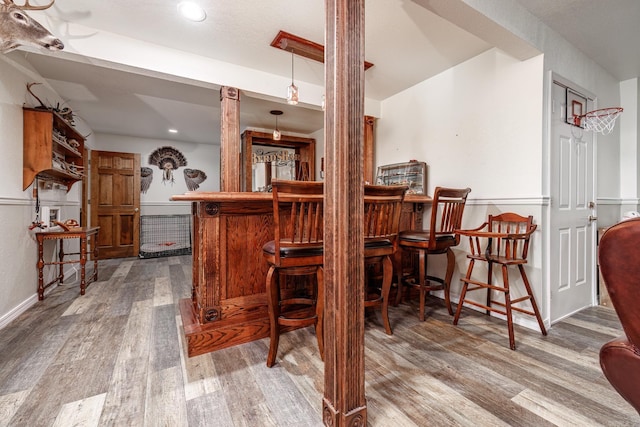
[58,239,65,283]
[80,235,87,295]
[37,237,45,301]
[92,231,99,282]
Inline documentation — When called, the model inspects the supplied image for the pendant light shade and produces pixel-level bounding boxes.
[271,110,283,140]
[287,50,299,105]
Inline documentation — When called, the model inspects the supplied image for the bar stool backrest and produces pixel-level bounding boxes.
[363,184,407,245]
[271,179,324,265]
[428,187,471,250]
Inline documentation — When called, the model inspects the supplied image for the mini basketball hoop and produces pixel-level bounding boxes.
[574,107,623,135]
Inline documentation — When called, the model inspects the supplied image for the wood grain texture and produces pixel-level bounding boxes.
[0,255,637,426]
[219,86,241,192]
[323,0,368,424]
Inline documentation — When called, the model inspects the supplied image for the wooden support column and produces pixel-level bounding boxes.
[364,115,375,184]
[322,0,367,426]
[220,86,241,192]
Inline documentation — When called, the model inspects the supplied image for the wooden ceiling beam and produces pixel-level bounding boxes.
[270,30,374,70]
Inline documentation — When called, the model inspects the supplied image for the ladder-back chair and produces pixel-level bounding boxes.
[263,179,324,367]
[396,187,471,321]
[453,213,547,350]
[363,184,407,335]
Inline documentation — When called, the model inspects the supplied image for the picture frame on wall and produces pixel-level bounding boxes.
[566,87,587,128]
[41,206,61,228]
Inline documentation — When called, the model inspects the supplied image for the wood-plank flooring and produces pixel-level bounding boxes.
[0,255,637,426]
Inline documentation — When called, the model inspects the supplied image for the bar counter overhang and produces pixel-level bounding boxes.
[172,190,430,357]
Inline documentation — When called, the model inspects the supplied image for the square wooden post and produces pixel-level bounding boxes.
[322,0,367,425]
[220,86,241,192]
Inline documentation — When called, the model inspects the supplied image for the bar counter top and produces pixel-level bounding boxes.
[172,191,432,204]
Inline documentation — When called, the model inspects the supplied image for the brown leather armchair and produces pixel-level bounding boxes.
[598,218,640,414]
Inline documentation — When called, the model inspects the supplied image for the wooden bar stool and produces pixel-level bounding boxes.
[396,187,471,321]
[453,213,547,350]
[363,184,407,335]
[263,179,324,367]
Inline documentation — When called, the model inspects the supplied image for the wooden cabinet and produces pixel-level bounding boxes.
[23,108,85,191]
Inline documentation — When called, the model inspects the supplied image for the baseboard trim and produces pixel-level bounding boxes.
[0,294,39,330]
[0,265,77,330]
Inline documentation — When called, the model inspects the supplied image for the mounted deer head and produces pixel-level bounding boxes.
[0,0,63,53]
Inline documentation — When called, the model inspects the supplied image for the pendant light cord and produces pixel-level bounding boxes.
[291,50,295,85]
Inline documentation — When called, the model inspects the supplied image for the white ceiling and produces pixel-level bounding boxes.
[9,0,640,145]
[515,0,640,81]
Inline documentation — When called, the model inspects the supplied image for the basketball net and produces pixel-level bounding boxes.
[576,107,623,135]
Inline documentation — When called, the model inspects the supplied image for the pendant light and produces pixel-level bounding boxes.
[271,110,283,140]
[287,50,299,105]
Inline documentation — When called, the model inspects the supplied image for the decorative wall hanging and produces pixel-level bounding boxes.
[26,82,75,123]
[183,168,207,191]
[0,0,64,53]
[148,146,187,185]
[140,167,153,193]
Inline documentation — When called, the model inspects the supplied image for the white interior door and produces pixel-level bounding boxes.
[549,80,597,323]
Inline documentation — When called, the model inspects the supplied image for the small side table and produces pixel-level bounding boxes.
[35,226,100,301]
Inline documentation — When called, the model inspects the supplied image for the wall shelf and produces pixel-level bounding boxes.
[23,108,85,192]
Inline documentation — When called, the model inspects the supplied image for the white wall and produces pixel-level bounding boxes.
[0,55,84,327]
[619,78,640,217]
[92,134,220,215]
[377,48,543,198]
[310,127,325,181]
[376,48,547,326]
[455,0,622,207]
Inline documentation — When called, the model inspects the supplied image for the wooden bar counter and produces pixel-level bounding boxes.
[172,191,430,357]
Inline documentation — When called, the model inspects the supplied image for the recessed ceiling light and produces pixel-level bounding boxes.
[177,2,207,22]
[168,128,178,134]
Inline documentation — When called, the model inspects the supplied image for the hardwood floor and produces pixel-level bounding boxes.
[0,255,637,426]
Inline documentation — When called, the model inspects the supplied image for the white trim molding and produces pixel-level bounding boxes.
[0,294,38,330]
[467,196,549,206]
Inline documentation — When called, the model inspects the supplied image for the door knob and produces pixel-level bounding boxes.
[588,215,597,222]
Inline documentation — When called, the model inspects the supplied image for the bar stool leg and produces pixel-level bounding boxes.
[453,258,475,325]
[502,265,516,350]
[443,248,455,315]
[380,256,393,335]
[394,250,405,307]
[418,250,427,322]
[519,265,547,336]
[315,267,325,360]
[266,267,280,367]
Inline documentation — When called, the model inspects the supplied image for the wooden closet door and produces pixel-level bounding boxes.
[90,150,140,259]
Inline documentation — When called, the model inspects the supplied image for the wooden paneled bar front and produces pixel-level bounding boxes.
[171,191,430,357]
